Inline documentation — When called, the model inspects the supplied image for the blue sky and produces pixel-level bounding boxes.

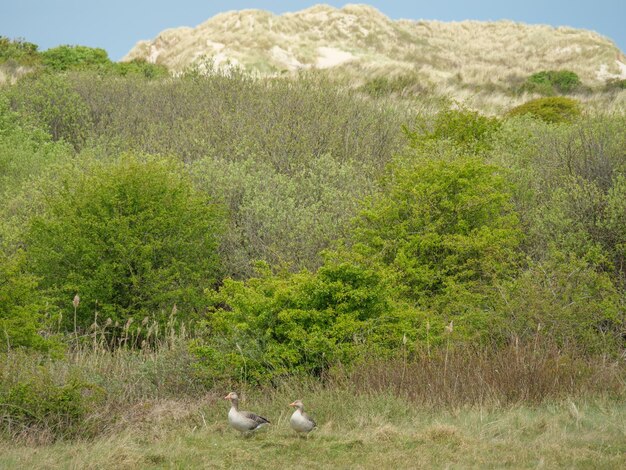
[2,1,625,61]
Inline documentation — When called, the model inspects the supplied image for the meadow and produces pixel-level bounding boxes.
[0,39,625,468]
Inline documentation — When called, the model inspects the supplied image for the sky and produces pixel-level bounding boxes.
[2,0,625,61]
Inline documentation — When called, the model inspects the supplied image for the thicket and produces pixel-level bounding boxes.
[0,38,168,79]
[508,96,582,123]
[520,70,582,95]
[0,59,625,439]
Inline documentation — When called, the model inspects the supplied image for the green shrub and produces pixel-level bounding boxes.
[23,154,224,334]
[110,59,169,78]
[0,360,104,440]
[500,251,623,353]
[521,70,582,95]
[0,97,72,200]
[350,156,522,316]
[194,261,420,383]
[0,36,40,66]
[192,155,375,278]
[6,73,93,149]
[507,97,581,124]
[403,107,501,155]
[40,45,111,71]
[0,251,56,352]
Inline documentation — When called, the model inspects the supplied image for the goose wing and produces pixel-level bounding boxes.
[302,411,316,427]
[242,411,271,427]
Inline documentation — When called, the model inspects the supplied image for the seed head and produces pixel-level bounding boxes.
[73,294,80,309]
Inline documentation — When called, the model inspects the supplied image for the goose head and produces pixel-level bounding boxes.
[289,400,305,411]
[225,392,239,406]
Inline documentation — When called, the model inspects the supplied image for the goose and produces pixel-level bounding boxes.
[289,400,316,436]
[224,392,270,434]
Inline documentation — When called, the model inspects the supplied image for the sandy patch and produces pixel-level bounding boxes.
[270,46,304,70]
[596,60,626,80]
[316,47,354,68]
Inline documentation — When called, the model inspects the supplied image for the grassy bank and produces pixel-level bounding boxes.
[1,396,625,469]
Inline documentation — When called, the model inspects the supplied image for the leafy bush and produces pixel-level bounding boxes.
[0,251,56,352]
[5,73,93,149]
[110,59,169,78]
[0,36,40,66]
[192,155,375,278]
[23,154,224,333]
[0,358,104,440]
[350,156,522,317]
[40,45,111,71]
[507,97,581,124]
[0,97,72,200]
[403,107,501,155]
[193,261,420,382]
[521,70,581,95]
[500,251,623,353]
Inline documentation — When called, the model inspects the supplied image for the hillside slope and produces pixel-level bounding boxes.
[124,3,626,99]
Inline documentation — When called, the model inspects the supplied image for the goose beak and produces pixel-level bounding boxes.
[289,402,296,407]
[224,395,230,400]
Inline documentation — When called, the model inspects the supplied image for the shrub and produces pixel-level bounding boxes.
[500,251,623,353]
[350,156,522,316]
[110,59,169,78]
[507,97,581,124]
[0,97,72,200]
[40,45,111,71]
[23,154,224,334]
[0,36,40,66]
[0,251,55,352]
[521,70,581,95]
[403,107,501,155]
[194,261,420,383]
[192,155,375,278]
[0,358,104,440]
[5,73,93,149]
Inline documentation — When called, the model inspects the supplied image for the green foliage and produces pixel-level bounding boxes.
[5,73,93,149]
[60,70,407,170]
[0,36,40,66]
[490,115,626,285]
[404,107,501,155]
[0,251,56,352]
[0,358,104,439]
[508,97,582,123]
[0,97,72,200]
[109,59,169,78]
[192,155,375,278]
[521,70,582,95]
[23,154,224,332]
[351,156,522,317]
[193,261,419,382]
[501,251,623,353]
[40,45,111,71]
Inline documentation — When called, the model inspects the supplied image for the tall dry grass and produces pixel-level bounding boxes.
[345,341,625,407]
[2,330,624,444]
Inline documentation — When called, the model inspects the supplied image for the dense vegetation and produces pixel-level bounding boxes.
[0,40,624,450]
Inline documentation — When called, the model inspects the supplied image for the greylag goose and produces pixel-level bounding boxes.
[224,392,270,433]
[289,400,316,435]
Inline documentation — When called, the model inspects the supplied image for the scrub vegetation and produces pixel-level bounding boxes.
[0,33,625,468]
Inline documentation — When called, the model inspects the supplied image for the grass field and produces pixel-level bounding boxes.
[2,393,625,469]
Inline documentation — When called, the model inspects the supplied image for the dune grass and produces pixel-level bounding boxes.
[1,394,625,469]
